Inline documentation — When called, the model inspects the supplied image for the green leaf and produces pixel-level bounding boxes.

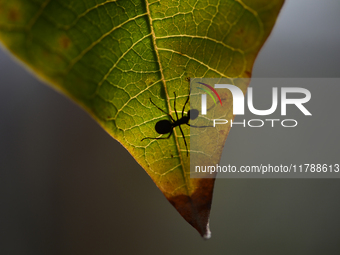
[0,0,284,238]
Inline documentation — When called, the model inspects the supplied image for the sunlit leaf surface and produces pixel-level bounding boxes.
[0,0,284,238]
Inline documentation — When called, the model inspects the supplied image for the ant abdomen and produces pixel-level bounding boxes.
[155,120,172,134]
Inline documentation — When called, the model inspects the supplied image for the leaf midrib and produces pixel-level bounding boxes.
[145,0,190,196]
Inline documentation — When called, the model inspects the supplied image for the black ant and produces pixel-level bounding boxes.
[141,92,208,156]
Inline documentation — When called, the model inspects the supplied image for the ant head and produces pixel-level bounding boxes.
[155,120,172,134]
[187,109,199,120]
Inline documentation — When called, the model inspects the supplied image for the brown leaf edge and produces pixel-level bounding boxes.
[167,178,216,239]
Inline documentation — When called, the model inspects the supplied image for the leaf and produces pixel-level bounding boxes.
[0,0,284,238]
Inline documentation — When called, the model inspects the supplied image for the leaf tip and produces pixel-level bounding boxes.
[167,179,215,239]
[202,220,211,240]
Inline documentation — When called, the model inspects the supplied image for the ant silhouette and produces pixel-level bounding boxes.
[141,92,208,156]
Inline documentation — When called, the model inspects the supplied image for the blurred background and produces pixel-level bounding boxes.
[1,0,340,254]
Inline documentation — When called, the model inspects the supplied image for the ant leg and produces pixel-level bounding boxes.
[141,130,173,141]
[149,98,175,122]
[173,92,179,120]
[186,123,211,128]
[182,94,190,118]
[178,125,189,156]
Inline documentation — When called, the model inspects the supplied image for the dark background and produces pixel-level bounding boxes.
[1,0,340,254]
